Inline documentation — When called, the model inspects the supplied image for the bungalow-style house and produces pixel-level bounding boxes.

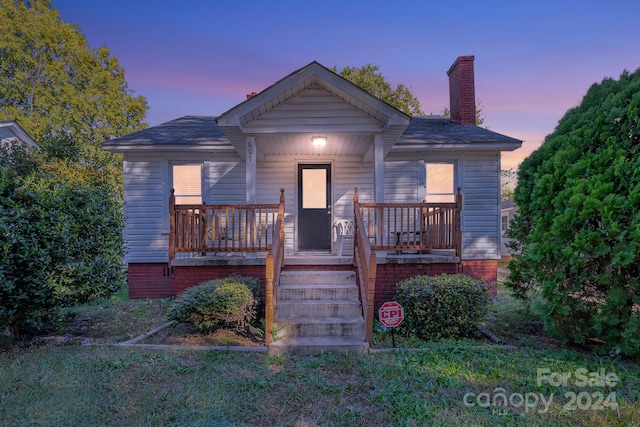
[0,120,39,151]
[103,56,521,351]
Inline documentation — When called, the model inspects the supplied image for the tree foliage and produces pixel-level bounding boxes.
[332,64,424,115]
[0,141,125,336]
[506,69,640,357]
[0,0,147,182]
[501,168,517,201]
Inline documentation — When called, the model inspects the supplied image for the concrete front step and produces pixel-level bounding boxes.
[279,270,356,286]
[276,300,362,317]
[269,336,369,354]
[278,283,359,301]
[276,316,365,338]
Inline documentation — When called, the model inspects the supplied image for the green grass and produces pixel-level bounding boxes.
[1,344,638,426]
[1,286,639,426]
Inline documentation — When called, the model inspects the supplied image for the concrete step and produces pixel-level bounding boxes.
[276,300,362,318]
[275,316,365,338]
[269,336,369,355]
[280,270,356,286]
[278,283,359,301]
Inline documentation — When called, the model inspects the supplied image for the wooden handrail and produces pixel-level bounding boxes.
[353,187,377,343]
[265,188,285,344]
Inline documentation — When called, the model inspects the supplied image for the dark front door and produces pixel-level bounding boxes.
[298,164,331,251]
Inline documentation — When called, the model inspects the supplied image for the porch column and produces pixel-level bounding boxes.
[246,136,256,203]
[373,134,384,202]
[373,134,386,258]
[246,136,257,259]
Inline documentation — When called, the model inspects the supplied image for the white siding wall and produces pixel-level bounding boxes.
[461,152,501,260]
[384,160,419,202]
[123,156,167,263]
[256,157,373,255]
[123,152,245,263]
[256,160,295,254]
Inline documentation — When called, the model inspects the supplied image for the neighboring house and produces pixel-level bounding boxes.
[501,197,517,258]
[0,120,39,151]
[103,57,521,349]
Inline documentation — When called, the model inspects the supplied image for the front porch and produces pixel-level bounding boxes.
[168,187,463,347]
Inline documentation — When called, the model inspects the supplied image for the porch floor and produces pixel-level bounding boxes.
[170,251,459,267]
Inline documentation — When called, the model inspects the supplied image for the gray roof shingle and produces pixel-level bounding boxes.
[103,115,521,151]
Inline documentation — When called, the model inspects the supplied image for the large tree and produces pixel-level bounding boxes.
[333,64,424,115]
[0,0,147,159]
[507,69,640,357]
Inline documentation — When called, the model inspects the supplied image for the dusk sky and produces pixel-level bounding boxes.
[53,0,640,170]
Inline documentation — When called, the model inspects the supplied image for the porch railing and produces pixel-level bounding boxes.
[357,187,463,256]
[265,189,285,344]
[353,188,377,343]
[169,190,281,262]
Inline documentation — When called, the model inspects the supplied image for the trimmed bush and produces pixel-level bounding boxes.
[167,276,259,332]
[395,274,490,340]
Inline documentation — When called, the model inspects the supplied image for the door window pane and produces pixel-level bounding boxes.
[173,164,202,204]
[302,168,326,209]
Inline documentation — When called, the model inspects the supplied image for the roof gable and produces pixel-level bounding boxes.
[216,61,411,159]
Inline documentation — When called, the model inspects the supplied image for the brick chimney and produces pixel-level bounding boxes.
[447,55,476,125]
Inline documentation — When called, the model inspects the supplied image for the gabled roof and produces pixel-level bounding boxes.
[102,62,522,155]
[216,61,411,159]
[0,120,39,149]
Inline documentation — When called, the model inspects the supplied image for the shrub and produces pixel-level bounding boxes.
[167,277,258,332]
[395,274,489,340]
[507,68,640,357]
[1,143,125,337]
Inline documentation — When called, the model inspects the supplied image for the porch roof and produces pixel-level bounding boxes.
[103,115,521,154]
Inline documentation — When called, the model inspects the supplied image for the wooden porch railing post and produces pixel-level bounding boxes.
[169,189,176,266]
[455,186,463,258]
[265,188,285,345]
[353,187,359,264]
[279,188,285,268]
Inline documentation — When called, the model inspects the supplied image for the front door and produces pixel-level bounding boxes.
[298,164,331,251]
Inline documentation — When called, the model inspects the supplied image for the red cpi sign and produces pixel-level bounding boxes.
[378,301,404,328]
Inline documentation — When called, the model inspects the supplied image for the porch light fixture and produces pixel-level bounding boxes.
[311,136,327,147]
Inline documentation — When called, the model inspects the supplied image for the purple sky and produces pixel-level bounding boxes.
[53,0,640,169]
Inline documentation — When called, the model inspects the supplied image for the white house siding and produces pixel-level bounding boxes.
[256,159,295,254]
[123,156,167,263]
[333,158,374,254]
[461,152,501,260]
[383,160,419,202]
[256,157,373,255]
[207,155,245,204]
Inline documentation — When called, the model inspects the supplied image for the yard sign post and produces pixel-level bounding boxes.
[378,301,404,348]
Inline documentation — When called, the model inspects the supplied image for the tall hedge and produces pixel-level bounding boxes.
[1,142,125,336]
[507,69,640,357]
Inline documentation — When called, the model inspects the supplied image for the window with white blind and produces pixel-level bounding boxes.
[425,163,455,203]
[172,164,202,204]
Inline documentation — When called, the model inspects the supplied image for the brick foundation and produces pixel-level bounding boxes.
[127,259,498,301]
[461,259,498,297]
[371,259,498,310]
[127,263,175,299]
[172,265,267,296]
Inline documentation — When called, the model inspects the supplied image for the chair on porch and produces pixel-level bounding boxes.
[333,219,354,256]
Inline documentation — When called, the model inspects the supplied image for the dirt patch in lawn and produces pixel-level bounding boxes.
[139,322,265,347]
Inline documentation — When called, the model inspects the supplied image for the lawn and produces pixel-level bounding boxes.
[1,287,638,426]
